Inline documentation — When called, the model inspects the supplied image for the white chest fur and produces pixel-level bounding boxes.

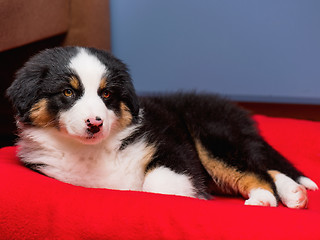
[18,126,154,191]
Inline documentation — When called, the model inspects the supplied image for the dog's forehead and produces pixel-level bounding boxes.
[68,48,108,91]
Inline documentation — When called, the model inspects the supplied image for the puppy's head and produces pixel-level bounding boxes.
[7,47,139,144]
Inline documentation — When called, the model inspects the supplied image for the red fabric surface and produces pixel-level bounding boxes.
[0,115,320,239]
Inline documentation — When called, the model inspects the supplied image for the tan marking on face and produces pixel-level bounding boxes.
[119,102,133,128]
[29,99,54,127]
[70,76,80,90]
[195,139,274,198]
[99,77,107,90]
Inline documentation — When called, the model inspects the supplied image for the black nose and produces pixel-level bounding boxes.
[86,117,103,134]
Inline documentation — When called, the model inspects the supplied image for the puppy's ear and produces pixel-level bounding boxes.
[6,59,49,123]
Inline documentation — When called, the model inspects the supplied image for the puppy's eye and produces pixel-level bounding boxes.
[102,91,110,99]
[63,89,74,97]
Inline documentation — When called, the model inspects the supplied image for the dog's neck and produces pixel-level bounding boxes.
[16,122,149,190]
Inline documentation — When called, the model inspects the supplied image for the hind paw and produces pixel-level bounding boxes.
[282,184,308,209]
[244,188,277,207]
[274,173,310,209]
[298,177,318,191]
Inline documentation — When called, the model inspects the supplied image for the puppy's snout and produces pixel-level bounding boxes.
[86,117,103,134]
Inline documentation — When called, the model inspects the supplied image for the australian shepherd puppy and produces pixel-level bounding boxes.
[7,47,318,208]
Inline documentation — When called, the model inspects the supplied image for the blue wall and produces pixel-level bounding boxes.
[110,1,320,104]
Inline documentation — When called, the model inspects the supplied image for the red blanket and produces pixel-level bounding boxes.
[1,115,319,239]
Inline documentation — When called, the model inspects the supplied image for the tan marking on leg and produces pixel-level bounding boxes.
[142,144,157,170]
[268,170,281,181]
[70,76,80,90]
[119,102,133,128]
[99,77,107,90]
[237,173,274,198]
[195,139,274,198]
[29,99,54,127]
